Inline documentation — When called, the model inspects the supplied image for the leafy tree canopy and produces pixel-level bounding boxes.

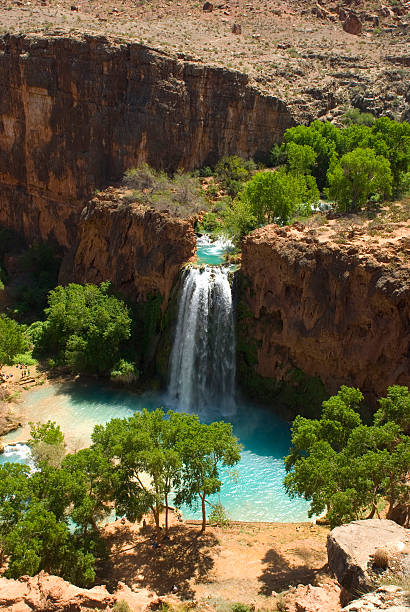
[37,282,132,374]
[0,315,27,368]
[326,147,392,212]
[284,385,410,528]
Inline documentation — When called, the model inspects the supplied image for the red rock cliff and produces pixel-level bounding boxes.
[0,33,293,247]
[59,189,196,304]
[239,223,410,406]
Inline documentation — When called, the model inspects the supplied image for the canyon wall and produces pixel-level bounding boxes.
[59,189,196,305]
[0,33,293,247]
[238,224,410,413]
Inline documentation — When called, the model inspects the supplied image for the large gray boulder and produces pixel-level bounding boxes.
[327,519,409,593]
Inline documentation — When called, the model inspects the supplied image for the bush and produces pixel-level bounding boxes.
[11,352,37,366]
[214,155,256,196]
[208,502,230,527]
[110,359,139,384]
[341,108,375,126]
[122,165,207,217]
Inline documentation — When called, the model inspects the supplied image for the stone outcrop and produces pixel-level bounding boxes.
[327,519,409,594]
[0,571,157,611]
[281,580,342,611]
[0,33,292,247]
[238,223,410,410]
[59,189,196,304]
[342,585,408,611]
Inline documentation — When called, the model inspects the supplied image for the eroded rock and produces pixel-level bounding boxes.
[327,519,409,593]
[343,13,362,35]
[0,571,157,611]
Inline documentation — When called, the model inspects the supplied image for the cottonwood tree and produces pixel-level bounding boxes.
[0,315,27,369]
[91,408,182,542]
[284,386,410,527]
[171,412,241,532]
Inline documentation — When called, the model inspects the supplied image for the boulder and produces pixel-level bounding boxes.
[327,519,409,593]
[203,1,213,11]
[283,581,342,611]
[343,13,362,35]
[342,585,407,610]
[232,23,242,34]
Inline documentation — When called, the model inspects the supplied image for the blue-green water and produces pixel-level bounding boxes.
[2,383,311,522]
[196,235,234,266]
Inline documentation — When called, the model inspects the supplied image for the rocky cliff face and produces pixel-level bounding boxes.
[0,33,292,247]
[59,189,196,305]
[238,223,410,411]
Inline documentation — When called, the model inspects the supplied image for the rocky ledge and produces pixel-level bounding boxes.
[238,218,410,407]
[59,188,196,305]
[0,571,157,611]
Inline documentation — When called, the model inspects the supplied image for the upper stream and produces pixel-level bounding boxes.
[1,236,311,522]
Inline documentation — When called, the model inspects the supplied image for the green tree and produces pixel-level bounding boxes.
[240,170,317,227]
[284,386,410,528]
[326,147,392,212]
[0,315,27,368]
[39,282,132,374]
[29,420,66,468]
[91,409,182,541]
[62,447,112,535]
[3,503,96,585]
[286,142,317,176]
[371,117,410,196]
[374,385,410,434]
[171,413,241,532]
[214,155,256,196]
[224,197,257,243]
[283,121,339,189]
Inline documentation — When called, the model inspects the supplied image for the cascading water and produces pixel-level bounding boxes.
[168,264,236,415]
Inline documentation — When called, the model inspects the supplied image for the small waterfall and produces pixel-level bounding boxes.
[168,265,236,414]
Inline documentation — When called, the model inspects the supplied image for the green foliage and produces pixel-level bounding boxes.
[11,352,37,366]
[283,121,339,189]
[239,169,318,227]
[326,147,392,212]
[223,197,257,243]
[29,421,65,469]
[284,385,410,527]
[122,164,207,217]
[286,142,317,176]
[112,602,131,612]
[374,385,410,434]
[110,359,139,384]
[197,211,223,234]
[214,155,256,196]
[208,502,230,527]
[270,143,287,167]
[0,460,101,586]
[0,314,28,368]
[171,412,241,531]
[37,282,132,375]
[341,108,375,126]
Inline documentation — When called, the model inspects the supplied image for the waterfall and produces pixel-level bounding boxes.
[168,265,236,414]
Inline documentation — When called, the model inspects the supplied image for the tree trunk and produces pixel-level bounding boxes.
[366,502,377,519]
[200,493,206,533]
[153,507,162,543]
[165,493,169,535]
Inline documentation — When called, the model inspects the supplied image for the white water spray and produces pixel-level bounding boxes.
[168,265,236,415]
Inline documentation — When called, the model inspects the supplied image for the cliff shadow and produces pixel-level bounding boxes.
[100,522,218,599]
[258,547,326,595]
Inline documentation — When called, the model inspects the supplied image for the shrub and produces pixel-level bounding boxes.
[110,359,139,384]
[373,548,390,569]
[208,502,230,527]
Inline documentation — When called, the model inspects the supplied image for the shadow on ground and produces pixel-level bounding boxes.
[258,547,326,596]
[100,523,218,599]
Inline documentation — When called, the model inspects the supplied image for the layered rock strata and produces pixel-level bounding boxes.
[0,33,292,246]
[239,222,410,407]
[59,189,196,304]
